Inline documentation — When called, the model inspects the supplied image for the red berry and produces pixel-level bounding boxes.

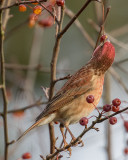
[38,18,53,27]
[79,117,88,126]
[124,121,128,132]
[124,148,128,154]
[100,35,107,42]
[13,111,24,118]
[56,0,65,6]
[19,4,27,12]
[33,5,42,15]
[112,98,121,107]
[103,104,111,112]
[54,121,59,124]
[112,105,120,112]
[109,117,117,125]
[86,95,94,103]
[22,152,32,159]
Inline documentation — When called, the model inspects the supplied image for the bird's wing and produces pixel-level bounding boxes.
[36,66,94,121]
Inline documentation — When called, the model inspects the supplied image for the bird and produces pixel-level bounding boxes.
[16,35,115,146]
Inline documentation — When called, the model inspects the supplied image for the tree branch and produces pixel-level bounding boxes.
[58,0,96,38]
[0,0,47,10]
[7,99,47,114]
[65,7,95,48]
[48,5,65,155]
[37,0,59,25]
[43,106,128,160]
[88,19,128,51]
[0,8,9,160]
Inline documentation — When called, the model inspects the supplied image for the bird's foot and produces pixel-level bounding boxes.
[63,141,72,156]
[78,137,84,147]
[67,147,72,156]
[71,137,84,147]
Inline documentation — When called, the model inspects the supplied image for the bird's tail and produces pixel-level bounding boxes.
[16,113,56,142]
[16,119,43,142]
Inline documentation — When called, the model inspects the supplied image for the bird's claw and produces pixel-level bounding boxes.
[71,137,84,147]
[67,147,72,156]
[78,138,84,147]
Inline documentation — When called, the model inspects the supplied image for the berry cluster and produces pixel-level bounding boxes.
[79,96,122,127]
[102,98,121,125]
[81,96,128,158]
[18,0,65,28]
[103,98,121,113]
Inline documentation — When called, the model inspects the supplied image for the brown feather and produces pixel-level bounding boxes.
[36,66,94,121]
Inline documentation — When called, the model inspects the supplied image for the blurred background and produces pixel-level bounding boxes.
[0,0,128,159]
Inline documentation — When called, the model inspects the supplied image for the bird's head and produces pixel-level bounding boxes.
[91,35,115,73]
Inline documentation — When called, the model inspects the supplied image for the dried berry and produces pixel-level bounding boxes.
[86,95,94,103]
[54,121,59,124]
[33,5,42,15]
[112,98,121,107]
[124,121,128,132]
[22,152,32,159]
[103,104,111,112]
[109,117,117,125]
[13,111,24,118]
[124,148,128,155]
[38,18,53,27]
[112,105,120,112]
[19,4,27,12]
[79,117,88,126]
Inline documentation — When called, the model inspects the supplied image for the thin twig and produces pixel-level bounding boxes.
[5,63,50,72]
[97,106,128,122]
[0,0,46,10]
[2,0,12,30]
[103,73,112,160]
[88,19,128,51]
[94,1,102,25]
[0,8,9,160]
[7,99,47,114]
[65,7,95,48]
[94,6,111,49]
[44,106,128,160]
[49,5,65,155]
[54,74,71,83]
[37,0,59,25]
[58,0,97,38]
[4,63,74,73]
